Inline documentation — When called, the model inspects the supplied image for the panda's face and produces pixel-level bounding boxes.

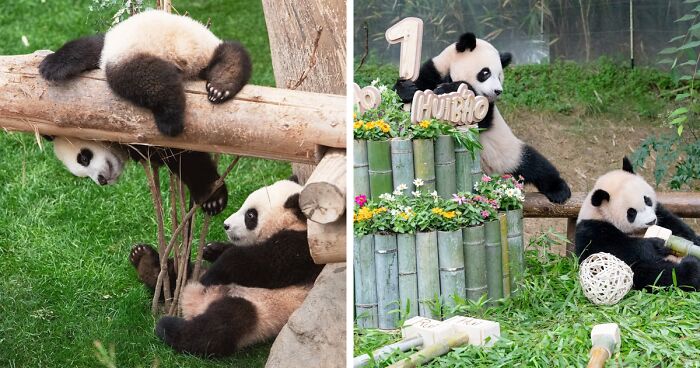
[52,137,127,186]
[223,180,306,246]
[587,171,658,234]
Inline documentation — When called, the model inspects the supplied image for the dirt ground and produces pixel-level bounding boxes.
[504,109,700,254]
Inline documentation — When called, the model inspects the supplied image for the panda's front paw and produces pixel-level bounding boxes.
[206,82,233,104]
[129,243,158,268]
[543,179,571,204]
[200,184,228,216]
[202,242,230,262]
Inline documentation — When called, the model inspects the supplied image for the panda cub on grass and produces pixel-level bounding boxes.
[49,136,227,215]
[576,158,700,290]
[39,10,252,137]
[129,178,323,357]
[395,32,571,204]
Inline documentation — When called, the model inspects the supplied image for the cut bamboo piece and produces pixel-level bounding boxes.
[434,135,456,198]
[484,220,504,304]
[412,139,436,192]
[391,138,415,193]
[354,139,370,197]
[499,212,511,297]
[397,233,419,319]
[367,140,393,199]
[454,139,473,193]
[375,233,400,329]
[468,149,483,186]
[415,231,440,319]
[506,208,525,295]
[437,230,466,307]
[354,234,378,328]
[463,225,487,302]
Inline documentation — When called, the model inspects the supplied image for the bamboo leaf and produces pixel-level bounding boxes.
[659,47,679,55]
[690,22,700,32]
[676,14,696,22]
[669,107,689,117]
[678,125,684,136]
[678,40,700,50]
[658,58,675,65]
[670,116,687,126]
[679,75,693,81]
[680,59,698,66]
[669,35,686,42]
[686,0,700,3]
[676,93,691,101]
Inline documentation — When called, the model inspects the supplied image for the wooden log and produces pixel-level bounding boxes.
[307,215,346,264]
[299,148,346,224]
[0,52,345,164]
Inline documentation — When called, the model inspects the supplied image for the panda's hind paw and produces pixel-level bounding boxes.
[201,184,228,216]
[206,82,233,104]
[129,243,158,267]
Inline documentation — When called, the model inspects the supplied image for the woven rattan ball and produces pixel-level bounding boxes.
[579,252,634,305]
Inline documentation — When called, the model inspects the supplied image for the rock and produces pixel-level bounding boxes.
[265,263,346,368]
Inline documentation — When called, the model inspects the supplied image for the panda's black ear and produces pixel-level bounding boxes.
[284,193,306,221]
[42,135,54,141]
[456,33,477,53]
[287,174,300,184]
[622,157,634,174]
[591,189,610,207]
[500,52,513,68]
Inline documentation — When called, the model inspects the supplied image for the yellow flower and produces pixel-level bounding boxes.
[431,207,443,215]
[355,207,374,221]
[379,123,390,133]
[364,121,376,130]
[353,121,362,129]
[441,211,456,219]
[373,207,387,214]
[353,112,357,120]
[419,120,431,129]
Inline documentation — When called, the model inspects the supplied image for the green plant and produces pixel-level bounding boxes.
[473,174,525,210]
[356,80,411,138]
[633,0,700,190]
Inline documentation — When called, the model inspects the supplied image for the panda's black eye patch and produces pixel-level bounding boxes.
[477,68,491,83]
[77,149,93,167]
[627,208,637,223]
[644,196,652,207]
[244,208,258,230]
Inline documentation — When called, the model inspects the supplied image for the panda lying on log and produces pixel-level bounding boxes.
[394,32,571,204]
[129,177,323,357]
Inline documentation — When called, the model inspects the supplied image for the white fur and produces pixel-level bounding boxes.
[479,106,524,174]
[52,137,127,185]
[100,10,221,78]
[223,180,307,246]
[578,169,658,234]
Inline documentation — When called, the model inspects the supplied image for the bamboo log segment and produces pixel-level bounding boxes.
[484,220,504,303]
[463,225,487,302]
[434,135,456,198]
[412,139,436,192]
[499,213,511,297]
[416,231,440,318]
[367,140,393,199]
[307,215,346,264]
[506,209,524,295]
[454,140,473,193]
[0,52,345,164]
[397,233,419,320]
[391,138,415,192]
[354,140,370,197]
[468,149,482,185]
[437,230,465,307]
[354,234,378,329]
[299,148,346,224]
[375,233,400,329]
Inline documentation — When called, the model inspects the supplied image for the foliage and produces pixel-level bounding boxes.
[353,119,393,140]
[355,234,700,367]
[632,0,700,190]
[473,174,525,210]
[355,80,410,138]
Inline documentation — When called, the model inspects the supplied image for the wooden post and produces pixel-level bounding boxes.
[299,149,346,224]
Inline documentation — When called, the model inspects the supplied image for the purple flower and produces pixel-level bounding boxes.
[452,194,466,205]
[355,194,367,207]
[481,210,490,219]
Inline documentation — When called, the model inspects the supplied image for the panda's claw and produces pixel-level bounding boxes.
[129,243,157,267]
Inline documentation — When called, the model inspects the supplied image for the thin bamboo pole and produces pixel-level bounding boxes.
[412,139,436,192]
[415,231,440,318]
[434,135,456,198]
[484,220,503,304]
[354,234,378,328]
[391,138,415,193]
[367,140,393,198]
[463,224,487,302]
[397,233,418,319]
[375,233,400,329]
[437,230,465,307]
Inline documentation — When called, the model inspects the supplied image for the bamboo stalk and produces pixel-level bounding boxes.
[507,208,525,295]
[354,234,378,328]
[374,233,400,329]
[353,139,370,197]
[463,224,487,302]
[391,138,415,193]
[484,220,503,304]
[434,135,456,198]
[388,332,470,368]
[142,161,171,314]
[192,215,211,280]
[367,140,393,199]
[468,149,482,186]
[437,230,466,307]
[412,139,436,192]
[454,138,473,193]
[499,212,511,298]
[397,233,418,320]
[415,231,440,318]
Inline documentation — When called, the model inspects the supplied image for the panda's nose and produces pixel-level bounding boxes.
[494,89,502,96]
[223,223,230,231]
[646,219,657,226]
[97,175,107,185]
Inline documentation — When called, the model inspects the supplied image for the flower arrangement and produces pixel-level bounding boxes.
[353,118,393,140]
[473,174,526,211]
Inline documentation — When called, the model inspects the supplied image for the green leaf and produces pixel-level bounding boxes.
[676,14,696,22]
[670,116,687,126]
[678,40,700,50]
[669,35,686,42]
[686,0,700,3]
[669,107,689,117]
[678,125,684,136]
[676,93,691,101]
[680,59,698,66]
[679,75,693,81]
[659,47,679,54]
[658,58,675,64]
[690,22,700,31]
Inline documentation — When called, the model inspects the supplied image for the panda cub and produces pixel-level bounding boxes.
[395,33,571,204]
[129,178,323,357]
[49,136,227,215]
[576,157,700,290]
[39,10,252,137]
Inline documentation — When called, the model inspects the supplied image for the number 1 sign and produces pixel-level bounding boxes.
[385,17,423,81]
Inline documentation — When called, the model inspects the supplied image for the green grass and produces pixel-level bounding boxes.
[355,232,700,367]
[355,57,677,119]
[0,1,288,367]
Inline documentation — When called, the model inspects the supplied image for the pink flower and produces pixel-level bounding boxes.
[452,194,466,205]
[481,210,490,218]
[501,174,512,179]
[355,194,367,207]
[481,175,492,182]
[516,182,524,190]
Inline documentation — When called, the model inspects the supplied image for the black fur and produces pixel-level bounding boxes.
[105,54,186,137]
[576,217,700,291]
[155,296,258,357]
[500,52,513,68]
[455,33,477,52]
[622,156,635,173]
[394,59,448,103]
[200,41,252,104]
[512,145,571,204]
[200,230,323,288]
[656,204,700,244]
[591,189,610,207]
[39,34,104,81]
[201,242,232,262]
[129,244,192,294]
[284,193,306,222]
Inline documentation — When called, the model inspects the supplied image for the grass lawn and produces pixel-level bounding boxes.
[355,234,700,367]
[0,1,289,367]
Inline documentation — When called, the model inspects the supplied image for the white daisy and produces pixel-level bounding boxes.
[412,190,421,197]
[413,178,424,187]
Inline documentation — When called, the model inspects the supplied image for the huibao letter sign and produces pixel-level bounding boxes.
[410,84,489,125]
